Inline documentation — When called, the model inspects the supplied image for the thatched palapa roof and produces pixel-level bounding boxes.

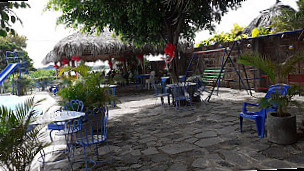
[42,29,193,65]
[242,0,295,36]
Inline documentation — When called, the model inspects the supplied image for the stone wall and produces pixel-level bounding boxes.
[191,30,304,92]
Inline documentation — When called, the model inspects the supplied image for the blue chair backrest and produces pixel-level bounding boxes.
[77,106,108,145]
[262,84,290,115]
[64,100,84,112]
[153,82,167,95]
[172,84,185,97]
[265,84,290,99]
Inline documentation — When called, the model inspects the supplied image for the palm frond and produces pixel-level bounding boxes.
[238,53,276,83]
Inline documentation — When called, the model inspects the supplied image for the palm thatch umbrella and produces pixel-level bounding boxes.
[42,29,193,65]
[242,0,295,36]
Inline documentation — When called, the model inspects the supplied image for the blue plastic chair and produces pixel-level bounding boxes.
[49,85,58,95]
[153,82,170,106]
[48,99,84,142]
[171,83,193,111]
[34,81,42,91]
[239,84,290,138]
[65,106,109,171]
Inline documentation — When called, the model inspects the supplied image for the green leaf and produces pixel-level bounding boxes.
[11,16,16,23]
[1,12,9,21]
[1,21,5,28]
[0,29,7,37]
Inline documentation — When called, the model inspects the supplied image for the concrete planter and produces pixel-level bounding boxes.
[267,112,297,145]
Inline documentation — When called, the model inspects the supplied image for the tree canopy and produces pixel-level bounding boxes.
[0,2,30,37]
[0,33,35,71]
[271,0,304,32]
[46,0,245,46]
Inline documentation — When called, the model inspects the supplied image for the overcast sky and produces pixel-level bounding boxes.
[12,0,298,68]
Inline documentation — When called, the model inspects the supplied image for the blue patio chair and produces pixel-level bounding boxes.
[66,106,109,171]
[153,82,170,106]
[171,83,193,111]
[34,81,42,91]
[48,99,84,142]
[49,85,58,95]
[239,84,290,138]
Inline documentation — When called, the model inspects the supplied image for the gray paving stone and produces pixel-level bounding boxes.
[185,137,198,143]
[130,149,141,156]
[261,160,291,169]
[261,146,291,160]
[167,163,188,171]
[220,150,249,166]
[206,153,223,161]
[195,137,223,147]
[195,130,217,138]
[142,147,159,155]
[150,153,170,163]
[130,164,142,169]
[192,158,208,168]
[159,143,196,155]
[247,143,270,152]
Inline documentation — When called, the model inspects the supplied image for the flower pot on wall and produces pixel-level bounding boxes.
[266,112,297,145]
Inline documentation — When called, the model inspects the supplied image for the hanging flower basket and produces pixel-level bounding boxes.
[71,56,81,62]
[62,58,69,65]
[108,60,113,70]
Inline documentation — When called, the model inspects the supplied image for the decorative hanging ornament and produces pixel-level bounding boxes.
[120,57,125,62]
[62,58,69,65]
[289,45,294,50]
[164,43,176,57]
[71,56,81,62]
[54,64,60,69]
[137,54,144,60]
[162,43,176,68]
[108,60,112,70]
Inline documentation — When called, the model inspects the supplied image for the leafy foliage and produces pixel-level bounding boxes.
[46,0,245,82]
[271,0,304,33]
[0,33,35,71]
[238,52,304,84]
[46,0,245,45]
[251,27,271,37]
[0,2,30,37]
[237,52,304,117]
[197,23,248,46]
[29,69,56,79]
[259,85,301,117]
[0,97,49,171]
[57,63,113,109]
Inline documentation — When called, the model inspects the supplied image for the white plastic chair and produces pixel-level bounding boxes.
[145,71,156,90]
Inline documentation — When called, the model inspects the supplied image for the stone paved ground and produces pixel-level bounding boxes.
[40,86,304,171]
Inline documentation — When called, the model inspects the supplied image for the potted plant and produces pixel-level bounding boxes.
[238,52,303,144]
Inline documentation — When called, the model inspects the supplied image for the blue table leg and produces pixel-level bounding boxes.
[108,88,111,105]
[112,88,116,107]
[140,77,144,89]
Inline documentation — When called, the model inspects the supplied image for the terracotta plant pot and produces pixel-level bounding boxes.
[266,112,297,145]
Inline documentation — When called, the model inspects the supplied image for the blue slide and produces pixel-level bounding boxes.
[0,63,20,85]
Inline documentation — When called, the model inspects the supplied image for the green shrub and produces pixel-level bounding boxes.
[0,97,49,171]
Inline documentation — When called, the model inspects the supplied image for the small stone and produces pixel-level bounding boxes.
[142,147,159,155]
[185,137,198,143]
[159,143,196,155]
[195,137,223,147]
[192,158,207,168]
[130,164,142,169]
[195,131,217,138]
[167,163,187,171]
[261,160,291,169]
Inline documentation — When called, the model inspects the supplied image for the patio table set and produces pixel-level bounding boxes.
[37,99,109,171]
[153,79,198,112]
